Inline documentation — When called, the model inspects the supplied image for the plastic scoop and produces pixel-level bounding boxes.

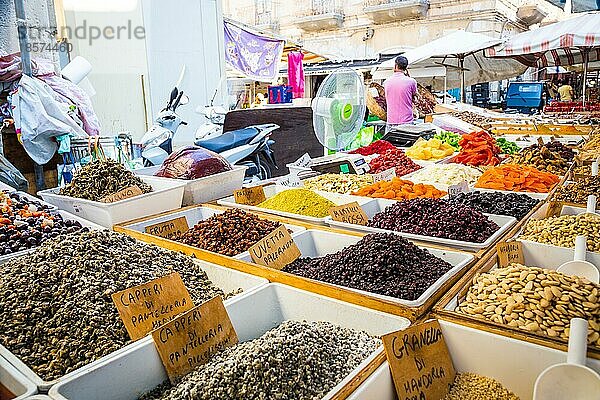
[557,236,600,283]
[533,318,600,400]
[585,194,599,217]
[592,160,599,176]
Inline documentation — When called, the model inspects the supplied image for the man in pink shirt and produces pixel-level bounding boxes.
[384,56,417,130]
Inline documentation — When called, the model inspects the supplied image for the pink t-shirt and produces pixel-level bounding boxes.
[384,72,417,124]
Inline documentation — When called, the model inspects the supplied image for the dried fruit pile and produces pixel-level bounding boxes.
[509,144,570,175]
[173,209,284,256]
[475,164,560,193]
[283,233,453,300]
[352,178,446,201]
[448,191,540,220]
[496,138,520,155]
[450,131,502,166]
[368,198,500,243]
[408,164,482,187]
[369,148,422,177]
[434,131,461,150]
[349,140,395,156]
[405,138,455,160]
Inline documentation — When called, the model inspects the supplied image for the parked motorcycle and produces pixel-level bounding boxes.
[195,123,279,181]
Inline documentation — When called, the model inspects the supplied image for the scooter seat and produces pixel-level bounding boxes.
[195,127,259,153]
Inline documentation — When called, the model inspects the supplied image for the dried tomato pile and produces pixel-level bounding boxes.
[369,148,422,177]
[349,140,396,156]
[450,131,502,167]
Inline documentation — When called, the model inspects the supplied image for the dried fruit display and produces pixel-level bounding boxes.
[369,148,422,177]
[349,140,395,156]
[448,191,539,220]
[405,138,455,161]
[368,198,500,243]
[352,178,446,200]
[450,131,502,166]
[474,165,560,193]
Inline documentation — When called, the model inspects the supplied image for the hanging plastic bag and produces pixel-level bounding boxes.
[0,153,28,191]
[10,75,87,165]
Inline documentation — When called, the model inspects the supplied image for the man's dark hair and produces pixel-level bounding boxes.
[395,56,409,70]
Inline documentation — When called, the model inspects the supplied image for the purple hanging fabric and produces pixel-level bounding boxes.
[223,21,284,82]
[287,51,305,99]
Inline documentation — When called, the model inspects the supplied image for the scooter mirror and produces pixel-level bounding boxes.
[179,94,190,105]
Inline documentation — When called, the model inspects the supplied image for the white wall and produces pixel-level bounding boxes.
[141,0,226,149]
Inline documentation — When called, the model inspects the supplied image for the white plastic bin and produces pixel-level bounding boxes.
[325,198,517,251]
[134,166,247,206]
[347,320,600,400]
[37,177,186,228]
[0,210,105,265]
[218,185,377,225]
[236,229,474,307]
[1,357,37,399]
[0,260,268,392]
[49,283,411,400]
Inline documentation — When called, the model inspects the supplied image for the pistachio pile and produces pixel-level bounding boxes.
[303,173,373,194]
[0,231,228,381]
[59,159,152,201]
[140,320,379,400]
[519,214,600,252]
[552,176,600,204]
[456,264,600,345]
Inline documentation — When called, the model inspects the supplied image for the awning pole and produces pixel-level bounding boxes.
[444,69,447,104]
[13,0,32,77]
[459,56,466,103]
[582,48,589,108]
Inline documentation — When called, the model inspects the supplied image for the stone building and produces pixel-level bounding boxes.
[223,0,568,60]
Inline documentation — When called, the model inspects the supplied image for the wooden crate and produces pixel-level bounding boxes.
[114,203,480,322]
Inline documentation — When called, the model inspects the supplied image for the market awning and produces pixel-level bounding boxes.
[374,30,527,95]
[282,43,327,64]
[486,11,600,67]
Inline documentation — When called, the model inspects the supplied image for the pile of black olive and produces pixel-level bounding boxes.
[447,191,540,220]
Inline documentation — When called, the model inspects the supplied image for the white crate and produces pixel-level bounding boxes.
[37,177,186,228]
[0,261,268,392]
[347,320,600,400]
[134,166,247,206]
[218,185,377,225]
[0,210,105,265]
[325,198,517,251]
[237,229,474,307]
[49,283,411,400]
[1,356,37,399]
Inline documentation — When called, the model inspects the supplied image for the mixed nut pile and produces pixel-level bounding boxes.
[509,143,570,175]
[303,173,373,194]
[552,176,600,204]
[140,321,379,400]
[519,214,600,252]
[0,231,228,380]
[443,373,519,400]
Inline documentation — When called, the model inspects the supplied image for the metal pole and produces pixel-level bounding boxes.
[459,56,466,103]
[13,0,32,77]
[444,69,447,104]
[582,48,589,108]
[14,0,46,191]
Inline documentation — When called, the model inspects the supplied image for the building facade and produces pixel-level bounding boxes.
[223,0,568,60]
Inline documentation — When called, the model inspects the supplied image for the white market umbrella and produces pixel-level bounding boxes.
[487,12,600,105]
[376,30,527,101]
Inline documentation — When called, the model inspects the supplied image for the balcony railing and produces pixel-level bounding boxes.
[295,1,344,31]
[364,0,428,23]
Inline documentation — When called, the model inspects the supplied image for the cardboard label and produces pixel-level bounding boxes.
[291,153,313,168]
[329,202,369,226]
[276,174,303,188]
[382,320,456,400]
[101,185,143,203]
[496,240,525,267]
[112,272,194,341]
[447,181,469,198]
[537,137,544,146]
[249,225,301,270]
[152,296,238,382]
[234,186,266,206]
[145,217,190,238]
[545,201,564,218]
[373,168,397,183]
